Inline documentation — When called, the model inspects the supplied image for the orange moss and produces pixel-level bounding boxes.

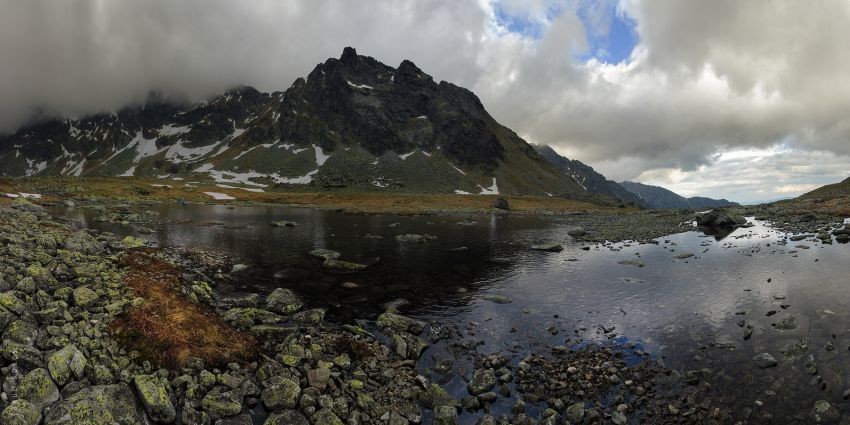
[112,249,257,369]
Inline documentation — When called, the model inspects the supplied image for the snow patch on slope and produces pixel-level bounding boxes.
[478,178,499,195]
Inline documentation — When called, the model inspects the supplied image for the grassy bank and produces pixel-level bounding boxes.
[0,176,629,215]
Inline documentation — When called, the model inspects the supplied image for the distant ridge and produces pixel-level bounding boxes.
[533,144,646,207]
[619,181,739,209]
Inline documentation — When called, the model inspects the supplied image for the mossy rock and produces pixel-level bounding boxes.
[4,320,38,345]
[72,286,99,309]
[0,292,26,314]
[311,409,344,425]
[201,388,244,419]
[264,410,309,425]
[120,236,146,248]
[265,288,303,314]
[260,376,300,410]
[292,308,325,325]
[18,368,59,409]
[133,374,176,423]
[48,344,88,386]
[0,399,41,425]
[43,383,146,425]
[0,340,44,369]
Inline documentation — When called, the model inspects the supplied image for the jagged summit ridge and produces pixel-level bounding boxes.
[0,48,593,198]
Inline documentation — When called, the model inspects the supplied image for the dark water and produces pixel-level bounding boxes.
[55,204,850,421]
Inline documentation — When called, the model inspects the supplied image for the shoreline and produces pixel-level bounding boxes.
[0,195,722,424]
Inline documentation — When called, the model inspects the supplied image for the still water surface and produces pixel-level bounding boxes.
[55,204,850,421]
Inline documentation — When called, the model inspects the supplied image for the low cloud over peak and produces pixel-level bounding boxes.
[1,0,849,201]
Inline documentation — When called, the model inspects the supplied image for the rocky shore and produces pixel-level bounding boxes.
[0,195,748,424]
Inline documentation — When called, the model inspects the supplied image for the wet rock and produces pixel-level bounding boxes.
[0,399,41,425]
[134,374,176,423]
[467,369,497,395]
[566,226,586,237]
[43,383,146,425]
[309,249,341,260]
[292,308,325,325]
[481,295,512,304]
[265,288,304,314]
[810,400,840,423]
[321,258,369,272]
[395,234,437,244]
[433,405,458,425]
[617,259,645,267]
[752,353,778,368]
[780,339,810,358]
[696,210,747,228]
[673,253,695,259]
[492,198,510,210]
[270,220,297,227]
[530,243,563,252]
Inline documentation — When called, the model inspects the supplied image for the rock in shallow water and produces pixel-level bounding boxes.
[752,352,778,368]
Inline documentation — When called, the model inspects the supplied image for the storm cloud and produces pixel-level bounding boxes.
[1,0,849,201]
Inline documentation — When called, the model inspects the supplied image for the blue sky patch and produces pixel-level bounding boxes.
[576,1,639,63]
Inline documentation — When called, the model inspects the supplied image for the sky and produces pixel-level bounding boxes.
[1,0,850,204]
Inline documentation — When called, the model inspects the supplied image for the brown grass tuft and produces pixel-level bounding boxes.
[111,249,257,370]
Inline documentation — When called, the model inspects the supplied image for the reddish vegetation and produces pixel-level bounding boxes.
[112,249,257,369]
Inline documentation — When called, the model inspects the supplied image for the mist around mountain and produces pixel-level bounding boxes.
[0,48,604,200]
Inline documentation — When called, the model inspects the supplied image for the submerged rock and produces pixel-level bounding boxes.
[752,352,778,368]
[309,249,341,260]
[530,243,564,252]
[270,220,297,227]
[395,234,437,244]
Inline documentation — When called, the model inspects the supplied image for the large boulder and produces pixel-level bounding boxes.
[43,383,146,425]
[696,210,747,228]
[0,399,41,425]
[491,197,510,210]
[18,368,59,409]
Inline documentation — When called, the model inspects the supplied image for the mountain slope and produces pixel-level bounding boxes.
[0,47,594,199]
[619,181,739,209]
[534,145,645,206]
[798,176,850,201]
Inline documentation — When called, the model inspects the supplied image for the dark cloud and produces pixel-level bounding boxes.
[1,0,850,198]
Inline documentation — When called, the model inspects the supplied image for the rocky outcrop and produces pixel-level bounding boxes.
[696,209,747,228]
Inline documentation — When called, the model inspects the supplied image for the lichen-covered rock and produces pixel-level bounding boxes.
[292,308,325,325]
[18,368,60,409]
[433,405,458,425]
[72,286,99,309]
[467,369,496,395]
[43,383,146,425]
[264,410,309,425]
[311,409,344,425]
[377,312,426,334]
[265,288,303,314]
[260,376,300,410]
[48,344,88,385]
[3,320,38,345]
[222,308,284,328]
[1,340,44,369]
[201,387,243,419]
[64,230,100,255]
[0,399,41,425]
[134,374,176,423]
[0,292,26,315]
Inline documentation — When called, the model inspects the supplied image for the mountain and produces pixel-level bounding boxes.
[619,181,739,209]
[798,176,850,201]
[533,144,645,207]
[0,47,596,199]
